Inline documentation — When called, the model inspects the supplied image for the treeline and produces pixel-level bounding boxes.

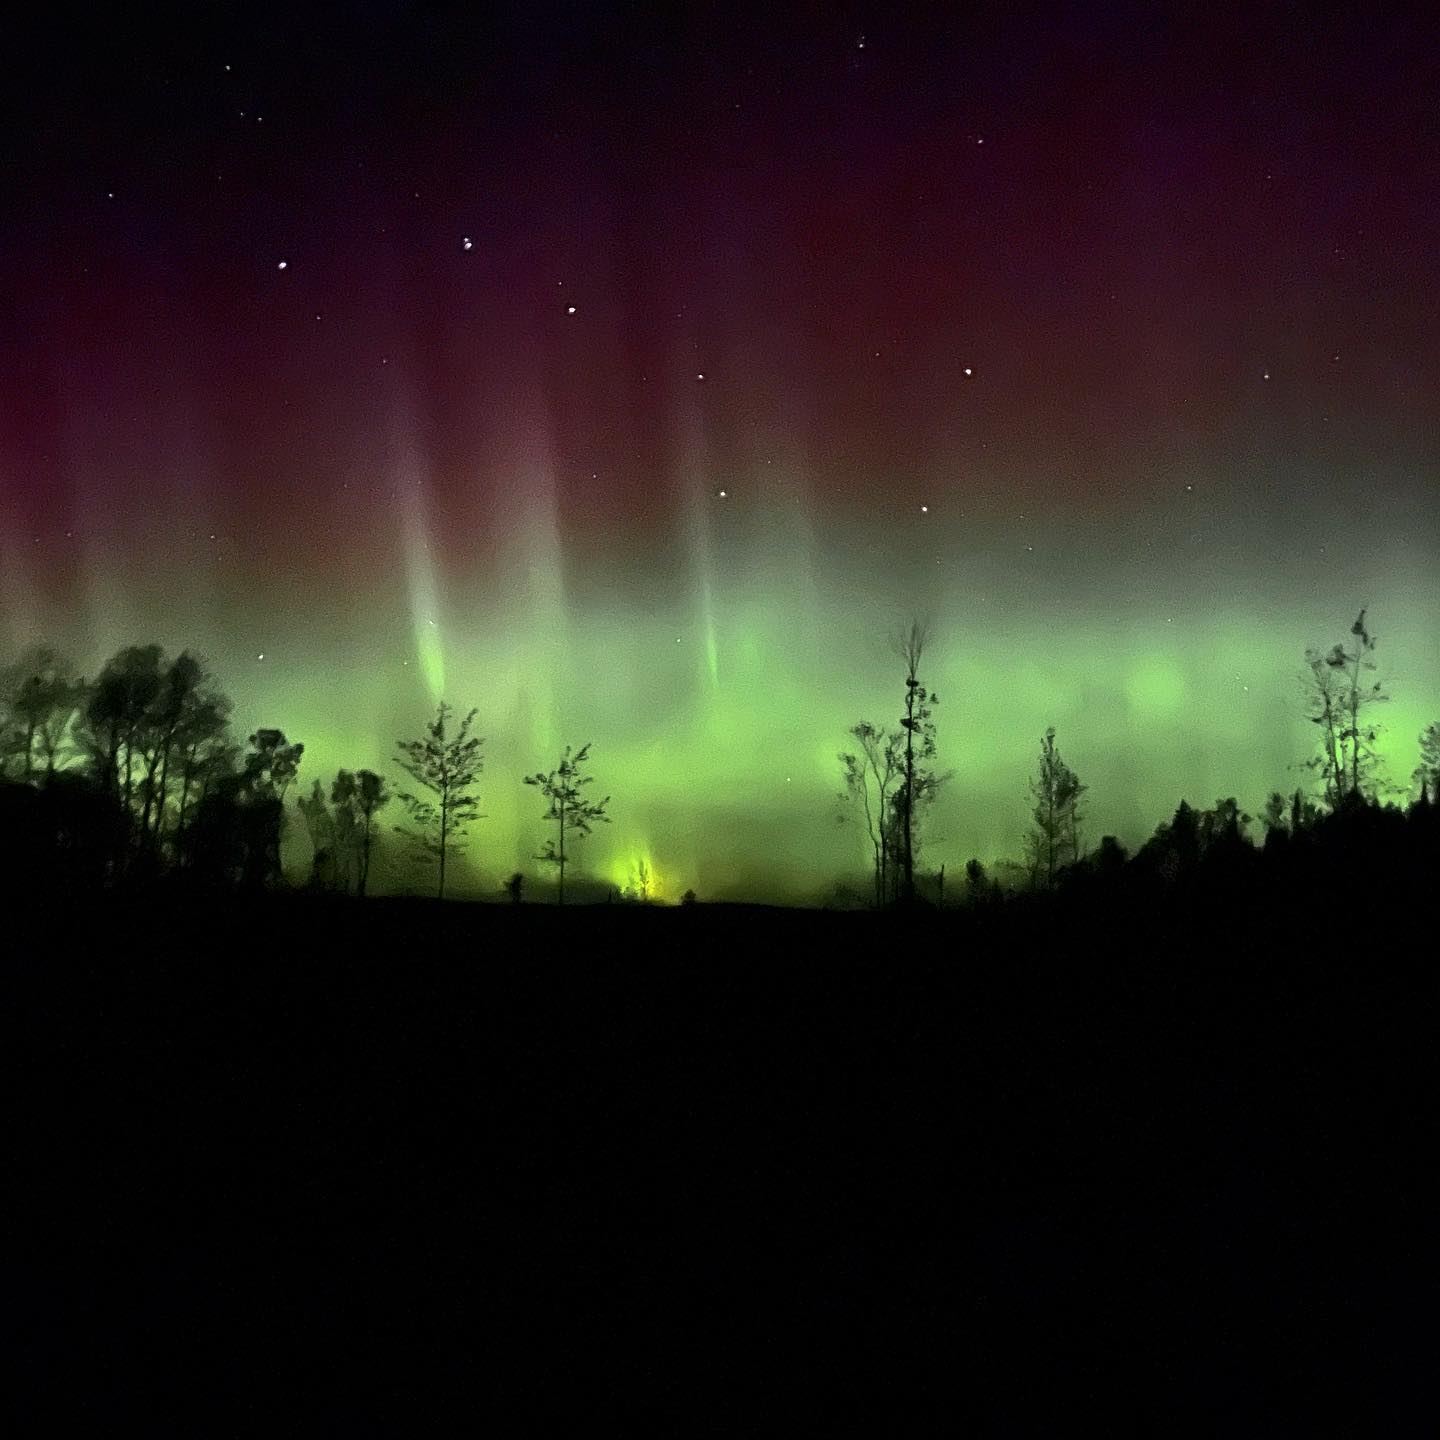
[838,610,1437,907]
[1,610,1437,907]
[0,644,608,903]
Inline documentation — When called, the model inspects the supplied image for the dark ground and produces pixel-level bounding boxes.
[8,888,1434,1432]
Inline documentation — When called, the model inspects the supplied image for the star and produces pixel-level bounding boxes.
[277,260,288,270]
[257,652,265,660]
[462,237,473,250]
[567,305,576,314]
[696,372,705,381]
[963,367,973,376]
[1262,370,1270,380]
[718,489,728,498]
[919,504,928,513]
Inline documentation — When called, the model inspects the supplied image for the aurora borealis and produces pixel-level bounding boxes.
[3,3,1438,899]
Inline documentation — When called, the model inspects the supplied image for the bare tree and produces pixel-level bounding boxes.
[839,720,903,906]
[524,743,610,905]
[393,703,484,900]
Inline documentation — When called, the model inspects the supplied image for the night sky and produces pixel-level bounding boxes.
[4,2,1438,898]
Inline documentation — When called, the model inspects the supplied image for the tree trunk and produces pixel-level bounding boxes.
[557,799,567,906]
[437,794,447,900]
[902,686,915,904]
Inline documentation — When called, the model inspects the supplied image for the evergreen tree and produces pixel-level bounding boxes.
[1028,726,1086,888]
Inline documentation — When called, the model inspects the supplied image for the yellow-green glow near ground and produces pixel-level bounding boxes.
[14,545,1429,903]
[4,4,1439,902]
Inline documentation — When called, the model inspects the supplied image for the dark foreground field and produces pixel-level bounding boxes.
[9,888,1433,1431]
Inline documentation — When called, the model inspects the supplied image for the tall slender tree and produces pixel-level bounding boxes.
[1028,726,1086,888]
[894,621,941,905]
[394,703,483,900]
[524,743,610,905]
[1303,609,1387,807]
[839,720,903,906]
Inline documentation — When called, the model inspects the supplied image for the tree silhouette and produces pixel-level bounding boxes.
[1028,726,1086,888]
[237,729,304,887]
[79,645,165,819]
[136,653,230,859]
[73,645,234,873]
[524,743,610,906]
[0,647,83,780]
[1414,721,1440,803]
[839,720,903,906]
[893,620,942,906]
[297,779,337,889]
[393,703,483,900]
[1303,609,1388,807]
[332,768,390,897]
[625,857,652,902]
[167,684,233,860]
